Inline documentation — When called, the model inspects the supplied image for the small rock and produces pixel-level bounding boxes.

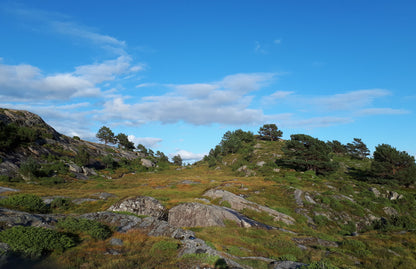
[256,161,266,167]
[304,193,316,204]
[82,166,97,176]
[369,187,381,198]
[273,168,281,173]
[109,238,123,246]
[141,158,154,168]
[68,163,82,173]
[388,191,400,201]
[383,206,398,216]
[92,192,116,200]
[72,198,98,204]
[294,189,303,207]
[108,196,167,220]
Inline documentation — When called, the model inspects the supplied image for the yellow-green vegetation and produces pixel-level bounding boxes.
[1,136,416,268]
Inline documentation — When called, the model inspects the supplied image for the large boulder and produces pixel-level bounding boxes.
[204,189,295,225]
[168,202,275,229]
[108,196,167,220]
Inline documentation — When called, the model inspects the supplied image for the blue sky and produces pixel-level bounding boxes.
[0,0,415,162]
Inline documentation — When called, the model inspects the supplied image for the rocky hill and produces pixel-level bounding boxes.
[0,108,415,269]
[0,108,139,180]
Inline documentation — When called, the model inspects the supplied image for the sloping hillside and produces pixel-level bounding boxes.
[0,108,139,180]
[0,109,415,269]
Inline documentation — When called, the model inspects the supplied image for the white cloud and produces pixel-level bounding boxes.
[274,39,281,44]
[99,73,278,126]
[311,89,391,111]
[356,108,410,116]
[0,55,142,101]
[127,135,163,148]
[171,149,206,162]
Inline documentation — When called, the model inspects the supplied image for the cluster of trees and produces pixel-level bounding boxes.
[203,123,415,186]
[0,122,43,151]
[96,126,183,167]
[96,126,135,150]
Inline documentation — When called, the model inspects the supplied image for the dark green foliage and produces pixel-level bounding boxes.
[258,123,283,141]
[0,226,75,258]
[371,144,416,186]
[75,146,90,166]
[0,193,49,213]
[57,217,112,240]
[0,122,41,151]
[38,176,66,185]
[327,140,347,154]
[19,157,41,179]
[50,197,73,210]
[96,126,116,145]
[371,215,416,231]
[102,154,117,169]
[346,138,370,159]
[116,133,135,151]
[278,134,338,175]
[155,151,169,163]
[73,136,81,140]
[220,129,254,154]
[172,154,183,166]
[137,143,148,155]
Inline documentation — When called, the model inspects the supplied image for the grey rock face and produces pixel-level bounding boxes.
[168,202,276,229]
[141,158,154,168]
[68,163,83,173]
[0,208,60,229]
[383,206,398,216]
[204,189,295,225]
[108,196,167,220]
[109,238,124,246]
[0,186,19,194]
[91,192,116,200]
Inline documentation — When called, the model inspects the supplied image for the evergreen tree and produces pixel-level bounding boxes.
[327,140,347,154]
[136,144,148,156]
[258,124,283,141]
[96,126,116,145]
[346,138,370,159]
[279,134,338,175]
[155,151,169,163]
[371,144,416,186]
[172,154,183,166]
[116,133,135,151]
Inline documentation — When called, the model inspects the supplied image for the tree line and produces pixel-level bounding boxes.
[204,123,416,186]
[95,126,183,166]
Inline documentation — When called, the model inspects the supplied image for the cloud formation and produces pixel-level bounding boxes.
[100,73,278,126]
[127,135,163,148]
[171,149,206,162]
[0,56,138,101]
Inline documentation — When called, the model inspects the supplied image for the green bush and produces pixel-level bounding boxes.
[0,193,49,213]
[50,197,73,210]
[313,215,329,226]
[57,217,112,240]
[0,226,75,258]
[19,158,41,179]
[371,215,416,231]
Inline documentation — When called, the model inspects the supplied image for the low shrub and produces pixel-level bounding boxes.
[0,226,75,258]
[57,217,112,240]
[0,193,49,213]
[50,197,73,210]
